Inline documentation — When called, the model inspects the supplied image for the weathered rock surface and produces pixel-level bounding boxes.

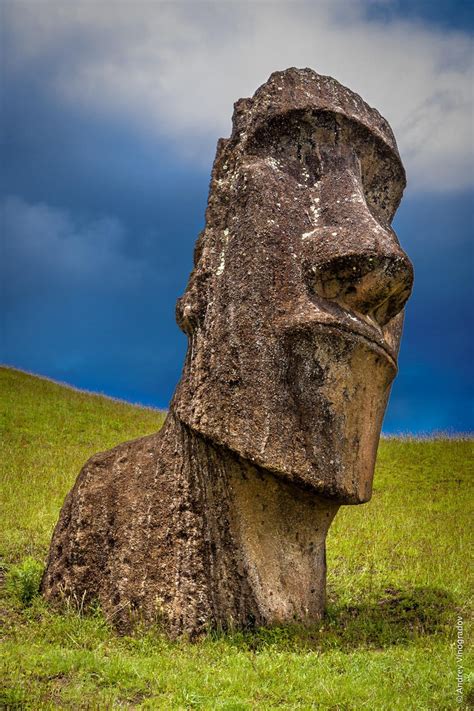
[42,68,413,636]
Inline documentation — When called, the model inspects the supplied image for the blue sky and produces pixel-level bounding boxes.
[2,0,473,433]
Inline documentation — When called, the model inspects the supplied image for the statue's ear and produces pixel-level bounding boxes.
[176,230,210,335]
[176,138,230,336]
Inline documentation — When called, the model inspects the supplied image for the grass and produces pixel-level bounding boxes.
[1,365,472,709]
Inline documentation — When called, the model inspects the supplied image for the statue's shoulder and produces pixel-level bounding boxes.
[84,430,161,470]
[65,430,166,506]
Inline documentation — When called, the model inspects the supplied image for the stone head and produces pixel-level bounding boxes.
[173,68,413,504]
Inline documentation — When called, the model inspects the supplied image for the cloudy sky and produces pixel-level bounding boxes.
[2,0,473,433]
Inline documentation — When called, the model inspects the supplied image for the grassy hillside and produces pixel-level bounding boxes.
[1,366,472,709]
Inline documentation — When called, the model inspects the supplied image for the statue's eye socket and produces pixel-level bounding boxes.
[360,156,403,225]
[249,113,329,186]
[303,151,322,182]
[278,141,321,186]
[253,130,321,186]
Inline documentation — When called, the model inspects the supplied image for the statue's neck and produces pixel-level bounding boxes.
[166,411,339,627]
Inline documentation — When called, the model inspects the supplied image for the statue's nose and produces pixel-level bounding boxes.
[311,245,413,326]
[302,144,413,326]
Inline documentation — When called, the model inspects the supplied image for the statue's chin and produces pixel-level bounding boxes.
[273,324,397,503]
[209,330,393,504]
[174,319,397,505]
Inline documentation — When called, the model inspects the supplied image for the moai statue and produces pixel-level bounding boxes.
[42,68,413,636]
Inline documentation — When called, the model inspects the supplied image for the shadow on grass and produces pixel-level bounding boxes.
[1,581,458,656]
[221,586,457,652]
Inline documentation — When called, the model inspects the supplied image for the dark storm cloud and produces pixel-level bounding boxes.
[3,196,142,293]
[364,0,474,32]
[4,1,473,189]
[1,52,211,407]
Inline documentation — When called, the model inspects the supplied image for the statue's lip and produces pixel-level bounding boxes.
[280,300,398,369]
[316,321,398,370]
[310,297,398,368]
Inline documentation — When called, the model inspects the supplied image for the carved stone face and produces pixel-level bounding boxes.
[173,69,413,504]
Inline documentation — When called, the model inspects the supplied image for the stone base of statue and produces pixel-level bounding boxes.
[42,413,338,636]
